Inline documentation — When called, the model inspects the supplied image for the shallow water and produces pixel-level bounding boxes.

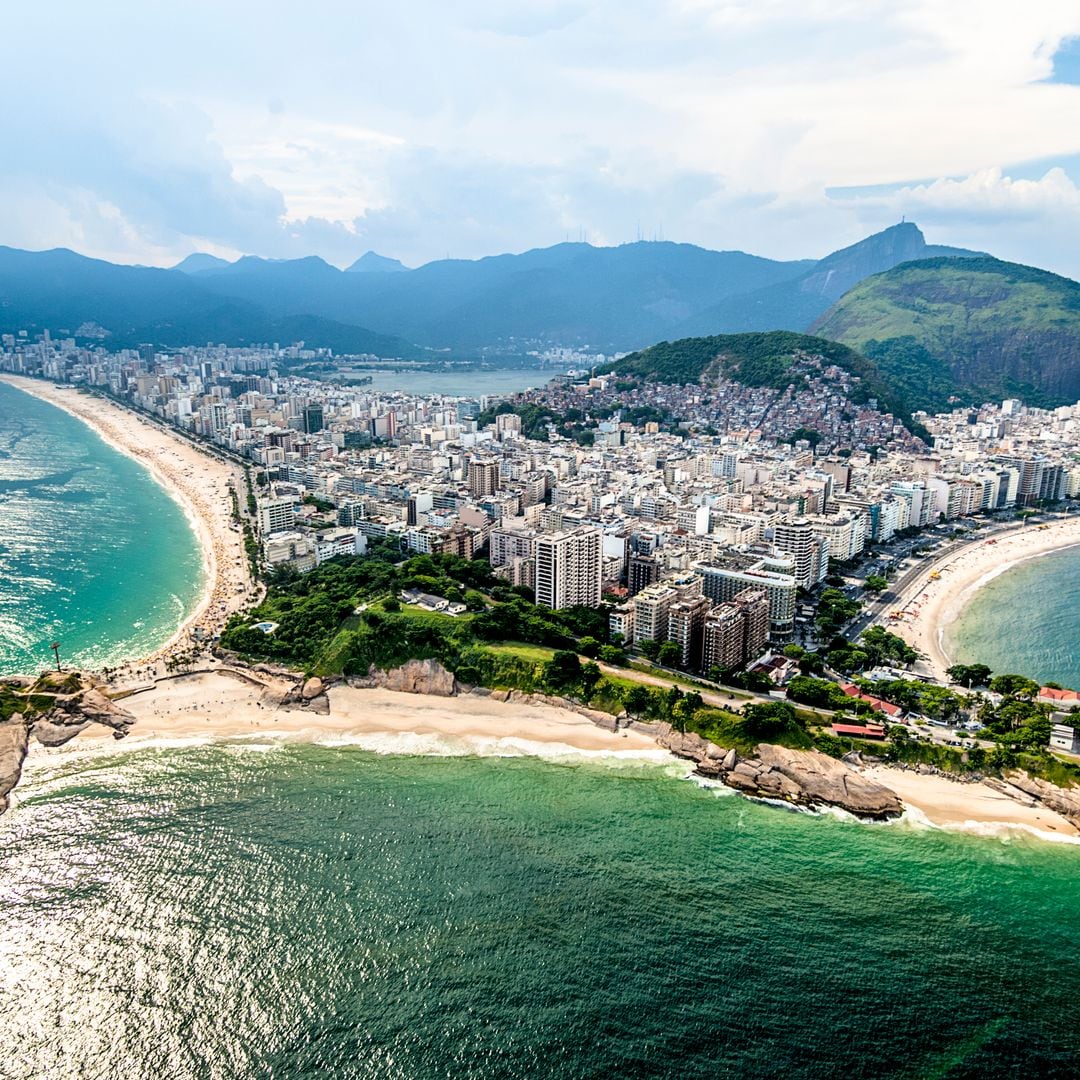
[0,382,204,674]
[3,741,1079,1079]
[944,543,1080,686]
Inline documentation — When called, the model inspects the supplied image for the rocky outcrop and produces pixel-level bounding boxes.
[301,677,324,700]
[650,723,904,820]
[0,673,136,814]
[347,658,457,697]
[0,718,29,814]
[991,772,1080,829]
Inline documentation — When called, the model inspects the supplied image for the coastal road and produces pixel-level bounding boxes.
[596,662,837,722]
[845,519,1037,645]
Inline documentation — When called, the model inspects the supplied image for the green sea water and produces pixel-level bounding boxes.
[944,543,1080,688]
[0,381,204,674]
[2,739,1079,1080]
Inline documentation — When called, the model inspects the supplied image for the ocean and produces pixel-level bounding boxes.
[5,381,1080,1079]
[0,381,204,675]
[3,741,1079,1079]
[944,542,1080,687]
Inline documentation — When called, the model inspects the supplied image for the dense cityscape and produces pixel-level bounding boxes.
[5,333,1079,694]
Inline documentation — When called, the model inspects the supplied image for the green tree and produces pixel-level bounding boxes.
[742,701,798,736]
[664,685,684,722]
[639,639,661,661]
[989,674,1040,699]
[657,641,682,668]
[544,650,582,692]
[578,636,601,658]
[946,663,993,689]
[579,662,602,702]
[864,575,888,593]
[918,684,963,722]
[623,685,652,720]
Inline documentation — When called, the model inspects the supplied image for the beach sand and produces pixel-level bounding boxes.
[75,671,667,757]
[862,765,1079,838]
[886,517,1080,679]
[46,671,1074,836]
[0,375,254,671]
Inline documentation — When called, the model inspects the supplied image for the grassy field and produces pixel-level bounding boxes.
[483,642,557,663]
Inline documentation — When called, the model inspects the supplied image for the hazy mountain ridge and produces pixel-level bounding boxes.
[0,247,418,356]
[812,256,1080,410]
[672,222,983,338]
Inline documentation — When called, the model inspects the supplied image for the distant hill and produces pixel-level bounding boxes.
[605,330,925,437]
[185,240,815,351]
[346,251,409,273]
[0,225,1015,361]
[173,252,232,274]
[812,256,1080,411]
[0,247,417,357]
[673,223,982,338]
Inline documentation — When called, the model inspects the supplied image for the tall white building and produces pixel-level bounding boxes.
[258,496,297,535]
[534,527,603,610]
[772,518,828,589]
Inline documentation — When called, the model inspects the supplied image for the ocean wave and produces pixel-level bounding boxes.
[879,804,1080,846]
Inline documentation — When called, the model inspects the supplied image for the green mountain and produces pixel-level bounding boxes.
[605,330,925,437]
[812,256,1080,411]
[672,222,981,338]
[0,247,419,357]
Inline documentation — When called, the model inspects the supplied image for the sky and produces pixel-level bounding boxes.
[4,1,1080,276]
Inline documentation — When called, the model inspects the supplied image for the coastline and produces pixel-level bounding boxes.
[1,377,1076,841]
[860,765,1079,840]
[0,375,253,672]
[36,670,1077,841]
[69,672,668,758]
[883,516,1080,680]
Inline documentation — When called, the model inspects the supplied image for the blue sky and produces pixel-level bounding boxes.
[5,1,1080,276]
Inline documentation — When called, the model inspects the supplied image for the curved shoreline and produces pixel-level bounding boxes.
[0,375,252,671]
[885,516,1080,681]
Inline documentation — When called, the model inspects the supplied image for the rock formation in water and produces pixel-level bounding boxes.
[0,671,135,813]
[650,724,904,820]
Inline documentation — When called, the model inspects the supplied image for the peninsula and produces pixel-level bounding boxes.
[2,338,1080,843]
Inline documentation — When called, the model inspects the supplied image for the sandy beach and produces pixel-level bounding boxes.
[884,516,1080,680]
[79,671,668,757]
[0,375,254,671]
[861,765,1079,839]
[37,671,1069,837]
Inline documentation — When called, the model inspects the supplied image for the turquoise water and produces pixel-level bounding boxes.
[2,744,1079,1079]
[945,544,1080,688]
[0,381,204,674]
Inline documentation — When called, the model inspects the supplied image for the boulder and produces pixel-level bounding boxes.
[301,677,324,700]
[1000,771,1080,829]
[376,658,456,696]
[0,720,29,814]
[31,719,92,747]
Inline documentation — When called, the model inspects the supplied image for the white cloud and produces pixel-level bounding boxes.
[3,1,1080,273]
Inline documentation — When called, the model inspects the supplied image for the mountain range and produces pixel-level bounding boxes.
[2,224,1080,411]
[0,222,976,357]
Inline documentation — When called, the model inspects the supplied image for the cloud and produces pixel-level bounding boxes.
[3,1,1080,275]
